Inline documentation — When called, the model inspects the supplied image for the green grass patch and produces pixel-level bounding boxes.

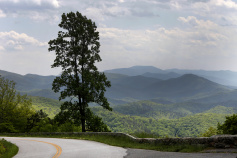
[0,138,18,158]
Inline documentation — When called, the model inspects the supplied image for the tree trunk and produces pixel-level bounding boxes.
[79,97,86,132]
[80,104,86,132]
[81,117,86,132]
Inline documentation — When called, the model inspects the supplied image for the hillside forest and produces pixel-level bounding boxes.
[1,66,237,137]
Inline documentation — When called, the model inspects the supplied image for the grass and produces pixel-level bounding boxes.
[0,138,18,158]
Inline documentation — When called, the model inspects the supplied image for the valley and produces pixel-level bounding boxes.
[1,66,237,137]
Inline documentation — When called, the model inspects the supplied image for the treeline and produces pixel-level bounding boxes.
[92,107,227,137]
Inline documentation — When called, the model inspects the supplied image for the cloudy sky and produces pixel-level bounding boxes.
[1,0,237,75]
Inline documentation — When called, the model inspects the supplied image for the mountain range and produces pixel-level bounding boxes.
[105,66,237,88]
[0,66,237,104]
[2,66,237,137]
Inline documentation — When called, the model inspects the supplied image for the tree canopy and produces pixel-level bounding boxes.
[48,11,111,132]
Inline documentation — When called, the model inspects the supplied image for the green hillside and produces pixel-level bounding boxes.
[26,95,235,137]
[30,96,61,118]
[91,106,227,137]
[1,69,237,137]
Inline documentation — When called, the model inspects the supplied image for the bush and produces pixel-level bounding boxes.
[200,127,217,137]
[0,123,18,133]
[217,114,237,134]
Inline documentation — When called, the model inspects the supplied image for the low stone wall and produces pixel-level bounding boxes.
[1,132,237,148]
[136,135,237,148]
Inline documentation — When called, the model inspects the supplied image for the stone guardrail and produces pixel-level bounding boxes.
[1,132,237,148]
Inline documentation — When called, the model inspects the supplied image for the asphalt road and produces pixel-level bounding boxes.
[1,137,126,158]
[1,137,237,158]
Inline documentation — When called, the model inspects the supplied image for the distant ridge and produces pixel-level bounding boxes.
[106,73,231,100]
[105,66,237,87]
[104,66,164,76]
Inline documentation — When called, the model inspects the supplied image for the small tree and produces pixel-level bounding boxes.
[48,11,111,132]
[200,127,218,137]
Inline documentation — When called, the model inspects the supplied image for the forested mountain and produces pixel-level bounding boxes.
[142,72,181,80]
[0,70,55,91]
[1,67,237,137]
[0,67,236,104]
[106,74,231,101]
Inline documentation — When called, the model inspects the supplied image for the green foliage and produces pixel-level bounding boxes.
[217,113,237,134]
[56,121,82,132]
[0,138,18,158]
[85,108,111,132]
[113,100,188,119]
[48,11,111,132]
[200,127,218,137]
[30,96,61,118]
[204,105,237,114]
[0,76,34,133]
[92,106,226,137]
[27,109,50,132]
[30,118,54,132]
[0,140,6,154]
[54,106,110,132]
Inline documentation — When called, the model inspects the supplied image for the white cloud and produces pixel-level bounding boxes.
[211,0,237,9]
[0,0,61,23]
[0,9,6,18]
[97,15,237,71]
[1,0,60,8]
[0,31,47,51]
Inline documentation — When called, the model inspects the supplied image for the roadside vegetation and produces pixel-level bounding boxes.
[0,138,18,158]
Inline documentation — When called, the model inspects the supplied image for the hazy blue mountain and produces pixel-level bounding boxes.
[144,74,231,99]
[106,74,231,101]
[105,75,163,99]
[0,70,55,91]
[104,66,164,76]
[21,89,60,100]
[105,66,237,87]
[142,72,181,80]
[110,75,162,89]
[189,89,237,104]
[166,69,237,87]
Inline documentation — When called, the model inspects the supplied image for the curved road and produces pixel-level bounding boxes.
[1,137,237,158]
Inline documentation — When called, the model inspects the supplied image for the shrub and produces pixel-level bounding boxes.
[217,114,237,134]
[200,127,217,137]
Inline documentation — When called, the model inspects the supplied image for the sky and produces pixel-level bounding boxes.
[1,0,237,76]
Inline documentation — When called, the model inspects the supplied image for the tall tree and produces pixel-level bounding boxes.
[48,11,111,132]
